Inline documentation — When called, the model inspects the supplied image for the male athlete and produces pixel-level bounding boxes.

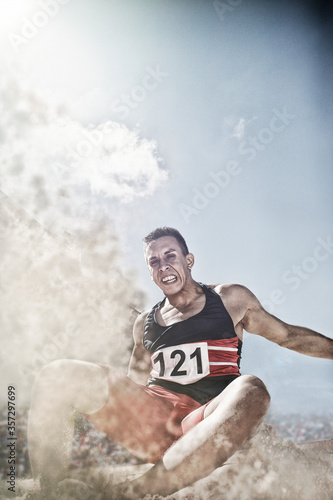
[28,227,333,499]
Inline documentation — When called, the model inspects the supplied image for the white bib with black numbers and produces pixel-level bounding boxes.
[150,342,210,385]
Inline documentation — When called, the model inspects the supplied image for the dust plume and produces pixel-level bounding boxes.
[0,189,146,405]
[0,78,167,405]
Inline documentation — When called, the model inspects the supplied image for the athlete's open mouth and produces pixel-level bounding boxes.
[162,275,177,284]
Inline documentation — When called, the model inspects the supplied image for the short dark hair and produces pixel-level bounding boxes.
[143,227,189,256]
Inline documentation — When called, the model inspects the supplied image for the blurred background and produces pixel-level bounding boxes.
[0,0,332,421]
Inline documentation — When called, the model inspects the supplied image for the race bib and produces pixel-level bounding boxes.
[150,342,210,385]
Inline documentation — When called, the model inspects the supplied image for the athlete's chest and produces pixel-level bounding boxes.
[156,293,206,327]
[143,284,239,354]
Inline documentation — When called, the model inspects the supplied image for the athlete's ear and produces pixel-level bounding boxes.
[186,253,194,270]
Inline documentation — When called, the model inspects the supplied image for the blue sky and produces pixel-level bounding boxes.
[1,0,332,413]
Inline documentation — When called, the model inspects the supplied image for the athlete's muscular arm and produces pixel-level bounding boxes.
[215,284,333,360]
[127,311,152,385]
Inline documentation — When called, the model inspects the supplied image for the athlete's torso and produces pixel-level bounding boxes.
[143,283,242,404]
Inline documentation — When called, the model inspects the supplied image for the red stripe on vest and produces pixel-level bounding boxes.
[206,338,240,378]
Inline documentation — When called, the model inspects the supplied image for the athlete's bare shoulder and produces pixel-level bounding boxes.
[208,283,253,298]
[208,282,256,297]
[207,283,259,329]
[129,310,151,383]
[132,310,149,344]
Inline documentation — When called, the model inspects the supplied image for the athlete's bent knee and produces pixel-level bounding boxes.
[31,360,75,407]
[36,359,76,383]
[35,359,63,380]
[247,375,271,406]
[241,375,271,406]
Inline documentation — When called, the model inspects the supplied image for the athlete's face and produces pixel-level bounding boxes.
[144,236,194,295]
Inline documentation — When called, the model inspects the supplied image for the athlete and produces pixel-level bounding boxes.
[28,227,333,499]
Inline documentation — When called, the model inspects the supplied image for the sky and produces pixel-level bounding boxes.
[0,0,332,414]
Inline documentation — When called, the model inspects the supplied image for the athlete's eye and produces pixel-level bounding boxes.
[167,254,175,259]
[150,260,158,266]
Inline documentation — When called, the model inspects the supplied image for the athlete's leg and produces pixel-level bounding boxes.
[125,375,271,498]
[28,360,109,490]
[28,360,179,492]
[85,368,184,463]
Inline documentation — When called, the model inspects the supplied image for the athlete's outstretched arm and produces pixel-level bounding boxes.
[229,285,333,359]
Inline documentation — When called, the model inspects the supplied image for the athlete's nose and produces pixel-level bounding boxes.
[159,264,170,272]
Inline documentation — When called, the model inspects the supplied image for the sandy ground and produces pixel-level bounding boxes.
[1,426,333,500]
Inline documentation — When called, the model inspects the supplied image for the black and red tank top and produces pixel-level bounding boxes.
[143,283,242,404]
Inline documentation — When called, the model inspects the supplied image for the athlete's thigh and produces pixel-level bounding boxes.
[86,367,178,462]
[203,374,269,419]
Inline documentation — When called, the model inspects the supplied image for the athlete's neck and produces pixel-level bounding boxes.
[164,279,203,312]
